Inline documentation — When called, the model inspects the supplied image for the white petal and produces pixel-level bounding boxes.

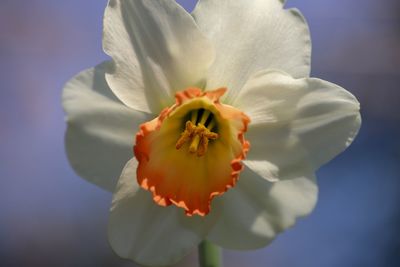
[62,62,152,192]
[192,0,311,102]
[103,0,215,114]
[233,70,361,181]
[109,159,217,266]
[208,166,317,250]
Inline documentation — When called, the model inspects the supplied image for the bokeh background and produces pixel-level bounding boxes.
[1,0,399,266]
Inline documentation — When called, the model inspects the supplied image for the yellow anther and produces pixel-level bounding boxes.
[175,121,195,149]
[175,118,218,156]
[197,135,209,156]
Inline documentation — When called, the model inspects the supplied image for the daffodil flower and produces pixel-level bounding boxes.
[63,0,361,266]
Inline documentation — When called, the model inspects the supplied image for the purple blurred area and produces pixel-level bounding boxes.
[0,0,399,266]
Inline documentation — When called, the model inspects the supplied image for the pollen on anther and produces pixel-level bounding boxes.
[175,109,219,156]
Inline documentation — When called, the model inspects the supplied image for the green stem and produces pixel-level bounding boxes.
[198,240,223,267]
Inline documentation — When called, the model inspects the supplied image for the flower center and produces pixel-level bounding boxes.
[175,109,219,157]
[134,87,250,216]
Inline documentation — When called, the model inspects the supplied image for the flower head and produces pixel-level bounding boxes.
[63,0,361,266]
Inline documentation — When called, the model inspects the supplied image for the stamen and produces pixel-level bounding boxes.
[175,110,219,156]
[191,110,198,124]
[199,110,211,125]
[207,120,216,131]
[175,121,194,149]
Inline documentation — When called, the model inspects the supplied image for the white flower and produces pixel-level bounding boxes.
[62,0,361,266]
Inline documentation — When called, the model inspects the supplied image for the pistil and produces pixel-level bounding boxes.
[189,134,202,153]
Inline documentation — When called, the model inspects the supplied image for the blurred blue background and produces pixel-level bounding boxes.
[1,0,399,266]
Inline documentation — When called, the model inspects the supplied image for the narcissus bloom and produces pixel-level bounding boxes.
[63,0,361,266]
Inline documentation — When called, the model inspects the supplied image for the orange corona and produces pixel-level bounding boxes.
[134,88,250,216]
